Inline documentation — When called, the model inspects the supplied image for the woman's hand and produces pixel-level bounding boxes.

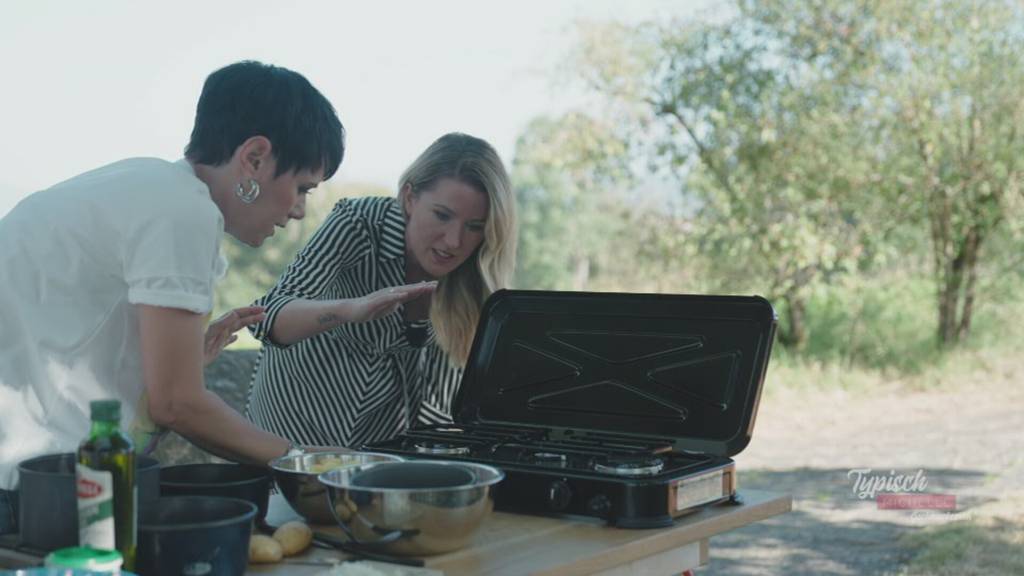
[269,283,438,345]
[346,282,437,324]
[204,306,267,366]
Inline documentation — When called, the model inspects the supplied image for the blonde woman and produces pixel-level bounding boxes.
[246,133,518,447]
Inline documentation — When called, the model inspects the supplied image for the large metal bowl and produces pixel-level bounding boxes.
[269,451,403,524]
[318,460,504,556]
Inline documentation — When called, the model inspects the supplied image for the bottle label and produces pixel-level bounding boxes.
[77,464,115,549]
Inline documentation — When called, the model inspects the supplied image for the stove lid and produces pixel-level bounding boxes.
[454,290,777,457]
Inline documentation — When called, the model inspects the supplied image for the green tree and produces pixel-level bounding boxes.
[874,0,1024,345]
[572,10,883,349]
[569,0,1024,348]
[511,113,633,291]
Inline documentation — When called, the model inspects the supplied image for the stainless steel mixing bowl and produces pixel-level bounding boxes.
[269,450,403,524]
[318,460,504,556]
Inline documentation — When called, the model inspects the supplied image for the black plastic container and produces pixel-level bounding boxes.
[16,452,160,552]
[137,496,256,576]
[159,463,271,521]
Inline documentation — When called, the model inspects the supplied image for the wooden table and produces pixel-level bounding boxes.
[249,489,791,576]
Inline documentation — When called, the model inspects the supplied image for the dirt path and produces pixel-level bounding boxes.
[695,369,1024,575]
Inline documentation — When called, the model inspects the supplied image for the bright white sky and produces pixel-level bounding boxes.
[0,0,718,217]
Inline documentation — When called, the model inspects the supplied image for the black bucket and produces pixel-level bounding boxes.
[137,496,256,576]
[159,463,271,521]
[16,452,160,552]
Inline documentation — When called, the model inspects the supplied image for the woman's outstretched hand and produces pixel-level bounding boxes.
[347,282,437,323]
[204,306,267,366]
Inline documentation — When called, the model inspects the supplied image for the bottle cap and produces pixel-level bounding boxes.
[89,399,121,422]
[45,546,124,570]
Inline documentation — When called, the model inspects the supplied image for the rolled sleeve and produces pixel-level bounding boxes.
[248,293,298,344]
[123,200,222,315]
[127,277,213,314]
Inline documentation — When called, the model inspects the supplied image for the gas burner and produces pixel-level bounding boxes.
[593,456,665,476]
[413,441,471,455]
[530,452,568,467]
[367,432,733,527]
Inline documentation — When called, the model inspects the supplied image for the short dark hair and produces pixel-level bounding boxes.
[185,60,345,179]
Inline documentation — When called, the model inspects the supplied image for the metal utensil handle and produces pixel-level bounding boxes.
[326,491,377,545]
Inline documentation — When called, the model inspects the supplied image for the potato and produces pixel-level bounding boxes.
[272,520,314,556]
[307,456,343,474]
[248,534,283,564]
[334,496,358,521]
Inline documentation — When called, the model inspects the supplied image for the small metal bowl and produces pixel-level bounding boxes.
[318,460,504,556]
[269,451,403,525]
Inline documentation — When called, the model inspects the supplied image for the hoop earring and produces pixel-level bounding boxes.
[236,179,260,204]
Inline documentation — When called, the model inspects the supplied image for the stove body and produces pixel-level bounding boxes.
[369,423,737,528]
[366,290,776,528]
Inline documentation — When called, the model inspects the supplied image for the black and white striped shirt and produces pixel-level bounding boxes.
[246,196,461,448]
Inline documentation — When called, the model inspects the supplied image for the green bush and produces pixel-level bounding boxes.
[773,273,1024,374]
[792,276,939,372]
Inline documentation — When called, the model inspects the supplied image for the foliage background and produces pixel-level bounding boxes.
[218,0,1024,372]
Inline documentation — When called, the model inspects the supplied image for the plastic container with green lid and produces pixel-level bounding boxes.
[44,546,124,572]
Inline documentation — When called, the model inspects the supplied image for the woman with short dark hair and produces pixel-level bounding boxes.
[0,60,346,534]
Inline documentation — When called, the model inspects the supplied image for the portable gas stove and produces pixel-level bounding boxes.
[366,290,776,528]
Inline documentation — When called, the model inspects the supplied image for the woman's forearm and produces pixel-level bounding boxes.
[138,304,291,465]
[268,298,355,346]
[267,283,435,346]
[166,390,290,465]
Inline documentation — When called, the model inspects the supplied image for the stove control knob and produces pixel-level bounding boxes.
[546,480,572,511]
[586,494,612,518]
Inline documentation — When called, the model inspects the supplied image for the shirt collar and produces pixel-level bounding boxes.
[380,196,406,261]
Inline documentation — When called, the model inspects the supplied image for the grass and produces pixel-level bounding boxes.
[763,274,1024,395]
[897,491,1024,576]
[764,336,1024,399]
[769,283,1024,575]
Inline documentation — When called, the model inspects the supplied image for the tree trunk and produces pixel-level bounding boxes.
[956,228,982,343]
[779,292,808,350]
[936,226,983,347]
[928,184,957,346]
[571,255,591,291]
[937,271,961,347]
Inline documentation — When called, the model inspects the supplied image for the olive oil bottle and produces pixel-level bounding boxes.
[76,399,136,570]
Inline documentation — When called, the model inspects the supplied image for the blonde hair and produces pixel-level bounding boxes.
[399,133,518,367]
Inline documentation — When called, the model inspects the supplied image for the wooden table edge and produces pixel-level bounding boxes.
[427,489,792,576]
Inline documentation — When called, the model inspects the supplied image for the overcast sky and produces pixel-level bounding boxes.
[0,0,719,216]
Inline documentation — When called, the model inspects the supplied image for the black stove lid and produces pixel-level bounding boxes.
[453,290,777,457]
